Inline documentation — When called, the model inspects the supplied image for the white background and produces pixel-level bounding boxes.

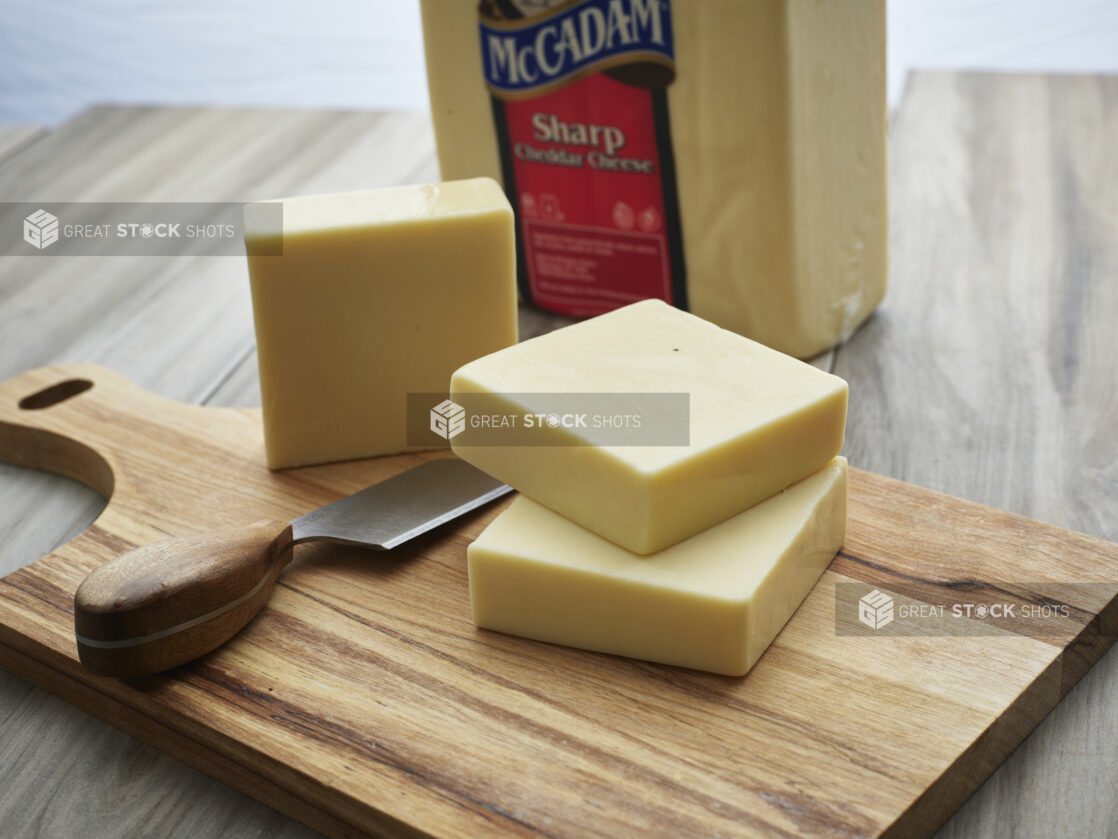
[1,0,1117,126]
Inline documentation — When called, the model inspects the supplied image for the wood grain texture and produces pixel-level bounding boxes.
[836,72,1118,838]
[0,104,441,839]
[2,363,1118,839]
[74,519,294,677]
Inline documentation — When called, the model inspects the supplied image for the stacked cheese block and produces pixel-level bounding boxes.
[452,300,849,676]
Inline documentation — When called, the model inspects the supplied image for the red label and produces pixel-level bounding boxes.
[501,73,676,316]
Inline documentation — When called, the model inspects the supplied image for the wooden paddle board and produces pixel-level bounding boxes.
[1,363,1117,838]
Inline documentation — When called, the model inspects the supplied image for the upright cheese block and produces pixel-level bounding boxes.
[470,457,848,676]
[244,178,517,469]
[450,299,847,554]
[419,0,887,358]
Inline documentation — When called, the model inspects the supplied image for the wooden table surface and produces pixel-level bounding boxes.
[0,71,1116,837]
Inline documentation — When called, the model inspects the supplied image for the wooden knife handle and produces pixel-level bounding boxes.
[74,520,294,677]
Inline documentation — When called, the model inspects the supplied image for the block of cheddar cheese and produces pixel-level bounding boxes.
[469,457,848,676]
[244,178,517,469]
[451,299,847,554]
[419,0,887,358]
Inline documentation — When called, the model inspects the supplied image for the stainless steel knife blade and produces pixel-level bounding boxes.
[292,458,512,548]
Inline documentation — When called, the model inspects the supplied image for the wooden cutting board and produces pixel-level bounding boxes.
[2,363,1117,839]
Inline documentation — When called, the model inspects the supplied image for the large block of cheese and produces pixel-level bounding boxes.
[419,0,886,358]
[470,457,848,676]
[244,178,517,469]
[451,299,847,554]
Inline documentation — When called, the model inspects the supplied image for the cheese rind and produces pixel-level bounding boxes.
[469,457,848,676]
[245,178,517,469]
[451,299,847,554]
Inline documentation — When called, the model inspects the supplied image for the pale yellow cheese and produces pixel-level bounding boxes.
[419,0,887,358]
[244,178,517,469]
[451,299,847,554]
[469,457,848,676]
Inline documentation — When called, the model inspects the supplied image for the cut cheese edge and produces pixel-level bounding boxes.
[244,178,518,469]
[469,457,848,676]
[452,299,847,553]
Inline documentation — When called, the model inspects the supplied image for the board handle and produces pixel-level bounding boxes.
[74,520,294,677]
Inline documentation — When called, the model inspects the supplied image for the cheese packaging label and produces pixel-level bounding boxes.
[424,0,888,358]
[480,0,687,315]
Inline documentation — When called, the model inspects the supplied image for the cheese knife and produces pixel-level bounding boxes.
[74,458,511,678]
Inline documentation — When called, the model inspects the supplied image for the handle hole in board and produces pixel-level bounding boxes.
[19,378,94,410]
